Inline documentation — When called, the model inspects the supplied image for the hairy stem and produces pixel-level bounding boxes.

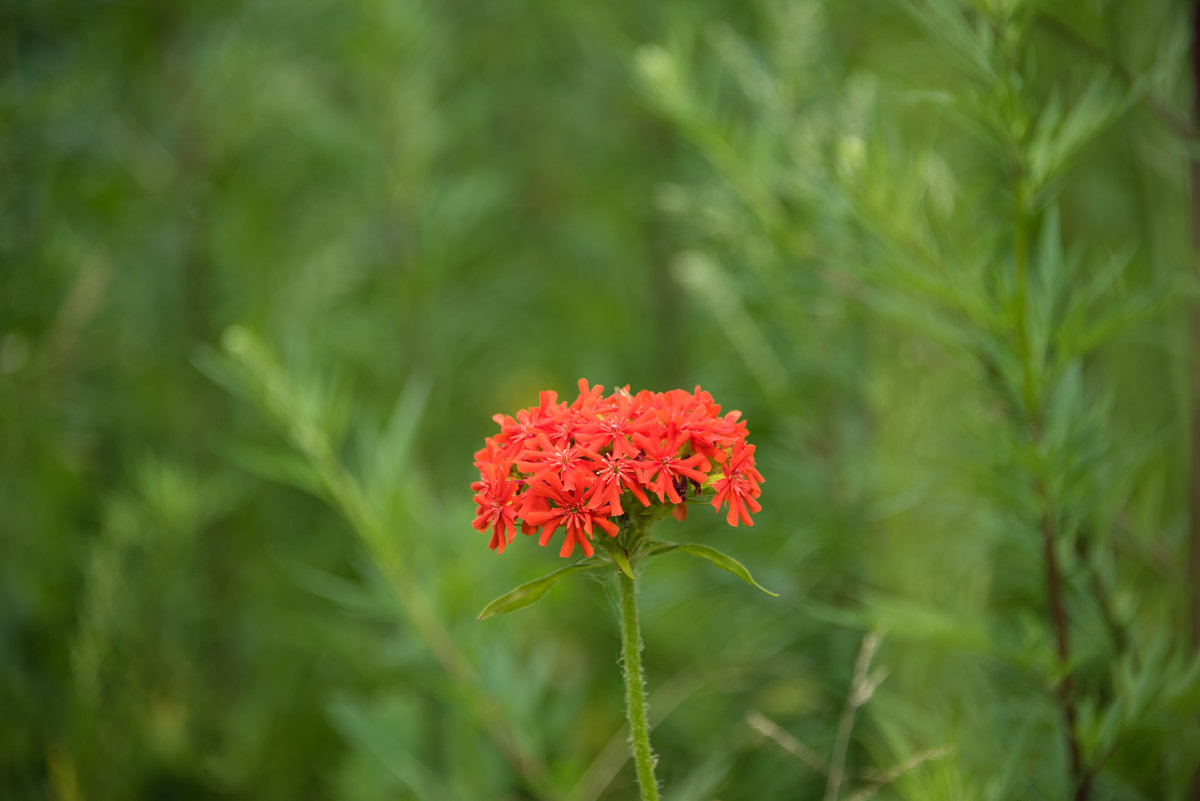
[618,569,661,801]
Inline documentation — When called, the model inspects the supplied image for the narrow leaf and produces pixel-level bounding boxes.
[364,374,432,501]
[644,541,778,596]
[477,559,605,620]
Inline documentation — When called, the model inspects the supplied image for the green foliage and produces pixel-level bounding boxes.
[477,539,776,622]
[478,559,609,621]
[637,0,1198,798]
[3,0,1196,799]
[643,542,778,597]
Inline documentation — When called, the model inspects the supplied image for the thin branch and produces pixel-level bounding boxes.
[745,710,828,775]
[1034,11,1196,142]
[825,631,886,801]
[1003,22,1088,782]
[844,746,954,801]
[1037,489,1088,801]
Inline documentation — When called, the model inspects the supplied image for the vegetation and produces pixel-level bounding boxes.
[4,1,1198,799]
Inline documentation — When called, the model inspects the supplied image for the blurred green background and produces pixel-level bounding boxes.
[4,1,1199,799]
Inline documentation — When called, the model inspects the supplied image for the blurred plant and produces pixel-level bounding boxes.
[747,630,952,801]
[65,458,241,799]
[7,0,1199,797]
[472,381,775,800]
[202,326,566,799]
[638,0,1200,797]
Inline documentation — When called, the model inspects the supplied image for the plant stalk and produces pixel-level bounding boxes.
[1039,496,1087,801]
[617,569,661,801]
[1013,181,1088,799]
[1011,145,1087,797]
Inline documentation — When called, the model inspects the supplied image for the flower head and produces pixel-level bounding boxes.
[471,380,763,557]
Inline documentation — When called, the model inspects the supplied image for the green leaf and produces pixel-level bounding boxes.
[477,559,606,620]
[644,541,778,597]
[610,546,635,578]
[362,374,432,503]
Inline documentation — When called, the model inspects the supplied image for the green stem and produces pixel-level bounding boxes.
[1013,175,1038,422]
[618,569,661,801]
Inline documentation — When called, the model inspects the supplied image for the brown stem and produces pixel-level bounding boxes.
[1014,149,1088,799]
[1189,0,1200,684]
[1012,139,1085,793]
[1187,5,1200,801]
[1038,495,1088,801]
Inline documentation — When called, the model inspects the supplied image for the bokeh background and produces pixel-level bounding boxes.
[4,1,1199,799]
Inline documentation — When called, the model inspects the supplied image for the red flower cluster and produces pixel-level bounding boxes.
[472,380,763,558]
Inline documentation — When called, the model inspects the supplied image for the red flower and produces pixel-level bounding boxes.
[589,451,651,516]
[574,389,655,459]
[632,431,708,505]
[710,443,763,527]
[491,390,568,458]
[472,460,520,553]
[522,472,619,557]
[516,433,603,492]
